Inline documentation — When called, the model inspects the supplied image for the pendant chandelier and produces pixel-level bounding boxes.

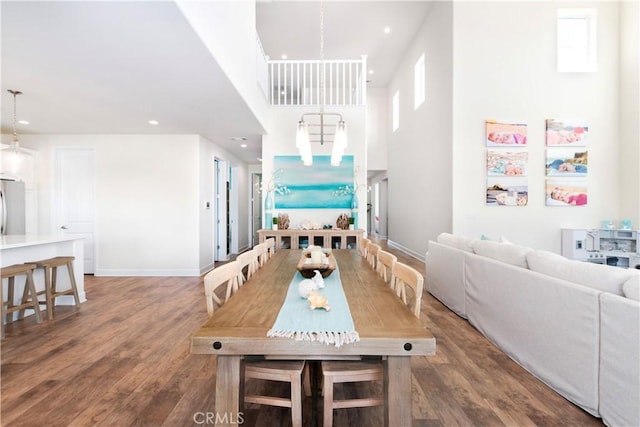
[295,0,348,167]
[1,89,25,176]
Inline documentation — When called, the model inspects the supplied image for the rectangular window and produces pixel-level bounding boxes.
[557,8,597,72]
[414,53,425,109]
[392,91,400,132]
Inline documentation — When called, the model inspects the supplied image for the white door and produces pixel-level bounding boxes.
[215,159,229,261]
[53,147,96,274]
[251,173,262,246]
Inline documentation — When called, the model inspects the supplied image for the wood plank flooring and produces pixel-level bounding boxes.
[1,239,604,426]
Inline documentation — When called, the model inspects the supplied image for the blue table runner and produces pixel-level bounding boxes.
[267,263,360,348]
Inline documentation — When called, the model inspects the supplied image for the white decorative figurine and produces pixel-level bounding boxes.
[298,279,318,298]
[311,270,325,289]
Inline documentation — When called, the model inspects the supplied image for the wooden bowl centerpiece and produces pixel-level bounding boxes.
[296,250,336,278]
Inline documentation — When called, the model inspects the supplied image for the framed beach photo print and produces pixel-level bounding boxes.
[486,120,528,147]
[545,178,588,206]
[486,177,528,206]
[545,119,589,146]
[487,149,528,176]
[546,148,588,177]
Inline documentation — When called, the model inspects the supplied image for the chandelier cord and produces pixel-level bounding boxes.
[320,0,325,109]
[10,90,21,145]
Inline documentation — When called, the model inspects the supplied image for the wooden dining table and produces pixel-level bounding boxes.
[190,249,436,426]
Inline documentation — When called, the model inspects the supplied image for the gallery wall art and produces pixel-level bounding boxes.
[485,120,528,206]
[545,119,588,206]
[274,155,355,209]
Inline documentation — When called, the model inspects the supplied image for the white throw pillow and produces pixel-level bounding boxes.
[528,250,638,296]
[622,275,640,301]
[471,239,532,268]
[436,233,474,252]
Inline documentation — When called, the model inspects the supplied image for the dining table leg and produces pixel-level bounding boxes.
[215,355,243,426]
[384,356,412,427]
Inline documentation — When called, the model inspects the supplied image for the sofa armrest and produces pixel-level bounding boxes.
[425,241,467,318]
[599,293,640,427]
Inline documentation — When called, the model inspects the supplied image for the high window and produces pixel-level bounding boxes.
[557,8,597,72]
[414,53,425,109]
[392,91,400,132]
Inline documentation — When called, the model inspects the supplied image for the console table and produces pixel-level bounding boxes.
[258,229,363,250]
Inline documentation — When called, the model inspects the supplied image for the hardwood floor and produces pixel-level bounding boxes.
[1,240,604,426]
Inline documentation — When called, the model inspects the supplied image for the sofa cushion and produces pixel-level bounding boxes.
[622,275,640,301]
[471,239,532,268]
[436,233,474,253]
[527,250,638,296]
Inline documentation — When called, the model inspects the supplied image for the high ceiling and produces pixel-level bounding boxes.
[1,1,432,164]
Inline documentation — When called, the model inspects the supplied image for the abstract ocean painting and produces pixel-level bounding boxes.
[274,155,354,209]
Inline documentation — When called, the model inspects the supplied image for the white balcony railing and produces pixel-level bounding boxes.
[268,56,367,107]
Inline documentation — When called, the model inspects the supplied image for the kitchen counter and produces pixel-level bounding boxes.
[1,234,86,316]
[1,234,82,250]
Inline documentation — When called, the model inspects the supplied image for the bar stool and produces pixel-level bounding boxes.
[1,263,42,339]
[32,256,81,320]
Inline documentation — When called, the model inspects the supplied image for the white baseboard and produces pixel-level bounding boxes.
[94,269,202,277]
[387,240,426,262]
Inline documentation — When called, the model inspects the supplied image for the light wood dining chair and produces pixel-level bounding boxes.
[254,242,270,268]
[202,261,306,427]
[391,261,424,318]
[376,250,397,287]
[359,237,370,258]
[366,243,380,270]
[203,261,241,314]
[265,237,276,260]
[321,260,424,426]
[235,249,259,285]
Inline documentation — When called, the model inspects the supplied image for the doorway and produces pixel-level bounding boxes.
[370,178,389,239]
[251,172,262,246]
[214,158,229,261]
[53,147,96,274]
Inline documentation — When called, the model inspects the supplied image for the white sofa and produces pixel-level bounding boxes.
[425,233,640,427]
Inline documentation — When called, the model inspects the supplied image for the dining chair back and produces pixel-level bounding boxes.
[254,242,270,268]
[235,249,259,285]
[359,237,370,258]
[376,250,397,286]
[366,243,381,270]
[203,261,241,316]
[202,260,306,427]
[265,237,276,260]
[391,261,424,318]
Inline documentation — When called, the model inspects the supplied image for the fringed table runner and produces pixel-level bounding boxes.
[267,263,359,348]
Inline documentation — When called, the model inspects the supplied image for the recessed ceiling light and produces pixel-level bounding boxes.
[384,27,391,34]
[368,70,374,75]
[18,120,29,125]
[148,120,159,125]
[240,143,247,148]
[281,54,288,59]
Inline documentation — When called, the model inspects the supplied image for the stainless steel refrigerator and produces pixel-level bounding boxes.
[0,179,26,235]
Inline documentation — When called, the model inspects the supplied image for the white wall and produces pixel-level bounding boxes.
[17,134,248,276]
[367,87,388,172]
[452,1,622,252]
[177,0,269,131]
[262,107,367,231]
[387,1,454,258]
[619,1,640,226]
